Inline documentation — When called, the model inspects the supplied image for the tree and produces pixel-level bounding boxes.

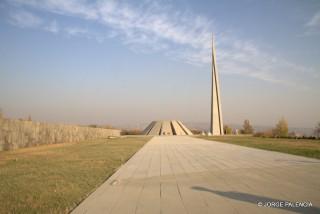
[273,117,288,137]
[224,125,232,135]
[314,122,320,139]
[241,119,254,134]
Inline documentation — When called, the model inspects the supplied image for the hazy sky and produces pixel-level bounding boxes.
[0,0,319,129]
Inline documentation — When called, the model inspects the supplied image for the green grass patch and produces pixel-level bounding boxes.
[0,136,151,213]
[197,135,320,159]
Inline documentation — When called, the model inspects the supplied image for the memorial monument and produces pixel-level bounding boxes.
[210,35,224,135]
[143,120,193,136]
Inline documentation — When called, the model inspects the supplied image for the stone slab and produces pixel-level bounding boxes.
[72,136,320,214]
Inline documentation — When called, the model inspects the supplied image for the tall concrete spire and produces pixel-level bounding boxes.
[210,34,224,135]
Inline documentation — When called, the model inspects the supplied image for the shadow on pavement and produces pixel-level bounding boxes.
[192,186,320,214]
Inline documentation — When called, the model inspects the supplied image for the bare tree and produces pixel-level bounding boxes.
[241,119,254,134]
[273,117,288,137]
[315,122,320,139]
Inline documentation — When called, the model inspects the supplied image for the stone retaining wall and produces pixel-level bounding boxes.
[0,117,120,151]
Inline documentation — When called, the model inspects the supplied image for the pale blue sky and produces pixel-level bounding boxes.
[0,0,319,129]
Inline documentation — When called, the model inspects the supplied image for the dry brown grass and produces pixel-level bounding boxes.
[197,135,320,159]
[0,136,151,213]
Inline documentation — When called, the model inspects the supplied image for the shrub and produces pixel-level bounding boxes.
[253,130,274,138]
[121,129,143,135]
[223,125,232,135]
[191,129,202,135]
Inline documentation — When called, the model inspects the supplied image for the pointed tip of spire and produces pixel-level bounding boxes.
[211,32,216,48]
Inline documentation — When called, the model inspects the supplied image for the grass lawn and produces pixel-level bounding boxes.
[0,136,151,213]
[197,135,320,159]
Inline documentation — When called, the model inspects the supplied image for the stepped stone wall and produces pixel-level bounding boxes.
[143,120,193,136]
[0,117,120,151]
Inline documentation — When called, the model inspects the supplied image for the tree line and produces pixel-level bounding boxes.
[224,118,320,139]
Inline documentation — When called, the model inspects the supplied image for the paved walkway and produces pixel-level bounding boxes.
[72,136,320,214]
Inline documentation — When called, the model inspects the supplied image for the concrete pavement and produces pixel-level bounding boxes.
[72,136,320,214]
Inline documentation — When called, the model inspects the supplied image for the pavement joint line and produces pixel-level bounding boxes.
[72,136,320,214]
